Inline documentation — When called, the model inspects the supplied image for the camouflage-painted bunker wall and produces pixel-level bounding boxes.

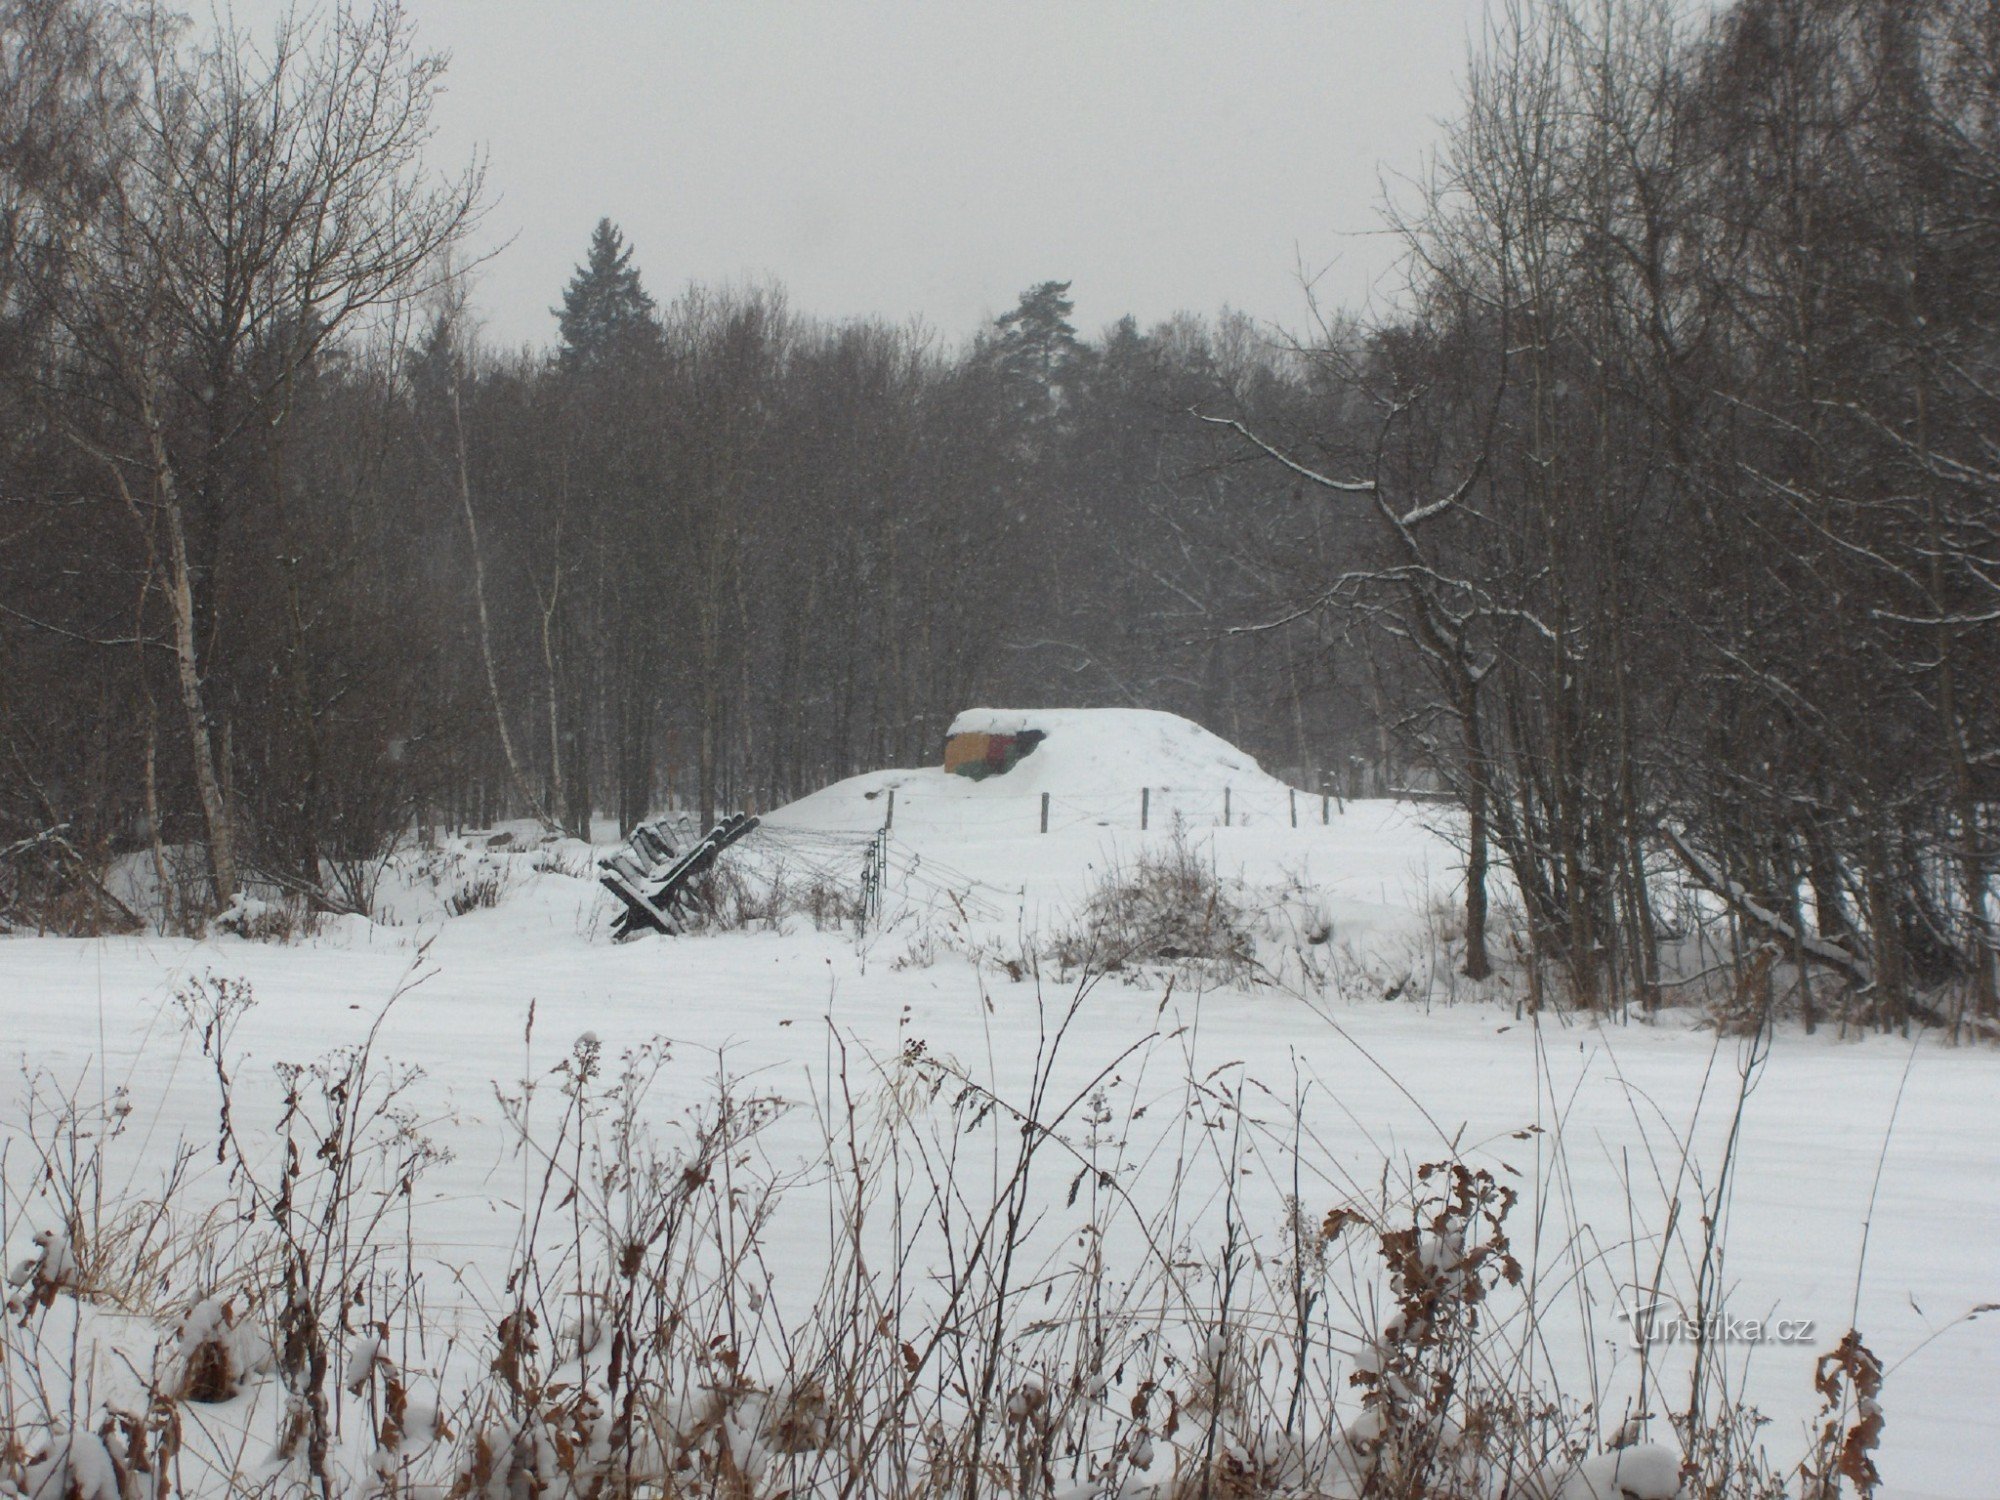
[942,727,1046,780]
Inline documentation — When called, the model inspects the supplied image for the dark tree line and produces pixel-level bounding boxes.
[0,0,1366,931]
[4,0,1990,1028]
[412,250,1365,845]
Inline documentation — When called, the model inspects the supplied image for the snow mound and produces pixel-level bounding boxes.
[1559,1444,1683,1500]
[769,707,1296,831]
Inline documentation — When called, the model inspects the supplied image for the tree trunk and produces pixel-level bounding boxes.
[1460,686,1493,981]
[1464,784,1493,981]
[151,434,239,911]
[451,363,554,830]
[142,698,176,933]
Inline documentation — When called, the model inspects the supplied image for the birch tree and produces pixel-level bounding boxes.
[4,0,477,908]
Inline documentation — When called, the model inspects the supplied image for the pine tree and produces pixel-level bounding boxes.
[986,279,1086,427]
[555,219,659,369]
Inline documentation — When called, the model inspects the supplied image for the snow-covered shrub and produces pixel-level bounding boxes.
[163,973,450,1496]
[3,1066,224,1319]
[447,868,507,915]
[0,1320,189,1500]
[410,846,516,918]
[5,1228,78,1316]
[1261,876,1335,951]
[530,847,597,881]
[211,890,318,942]
[167,1295,268,1403]
[1242,872,1340,991]
[13,1426,127,1500]
[1051,826,1256,979]
[890,923,943,970]
[1558,1443,1688,1500]
[0,828,141,938]
[681,857,859,934]
[1329,1161,1537,1495]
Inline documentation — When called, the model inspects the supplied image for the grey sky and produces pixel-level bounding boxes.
[251,2,1496,349]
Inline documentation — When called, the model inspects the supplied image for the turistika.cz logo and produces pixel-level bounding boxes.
[1616,1297,1816,1349]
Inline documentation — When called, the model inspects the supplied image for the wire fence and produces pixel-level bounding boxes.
[779,782,1358,839]
[582,781,1432,946]
[730,784,1374,936]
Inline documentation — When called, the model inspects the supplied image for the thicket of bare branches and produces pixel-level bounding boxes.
[1215,0,2000,1027]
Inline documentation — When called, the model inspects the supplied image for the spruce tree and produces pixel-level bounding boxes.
[555,218,659,369]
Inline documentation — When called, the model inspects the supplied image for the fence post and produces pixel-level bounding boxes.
[859,827,887,936]
[1322,791,1330,825]
[1289,788,1297,828]
[1223,786,1231,827]
[886,787,895,831]
[1040,792,1050,834]
[1141,787,1149,831]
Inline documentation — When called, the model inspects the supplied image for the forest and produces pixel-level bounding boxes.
[2,0,1995,1025]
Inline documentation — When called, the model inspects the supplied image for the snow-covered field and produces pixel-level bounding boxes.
[2,711,1995,1498]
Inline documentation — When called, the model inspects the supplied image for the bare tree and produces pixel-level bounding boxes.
[5,0,478,909]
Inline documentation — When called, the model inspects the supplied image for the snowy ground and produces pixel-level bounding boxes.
[2,711,1996,1497]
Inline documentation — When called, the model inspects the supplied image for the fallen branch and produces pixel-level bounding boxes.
[1664,826,1871,985]
[0,824,143,934]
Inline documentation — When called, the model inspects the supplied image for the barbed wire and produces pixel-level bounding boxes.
[758,785,1348,839]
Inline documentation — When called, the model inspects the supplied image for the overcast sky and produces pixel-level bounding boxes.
[236,2,1496,350]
